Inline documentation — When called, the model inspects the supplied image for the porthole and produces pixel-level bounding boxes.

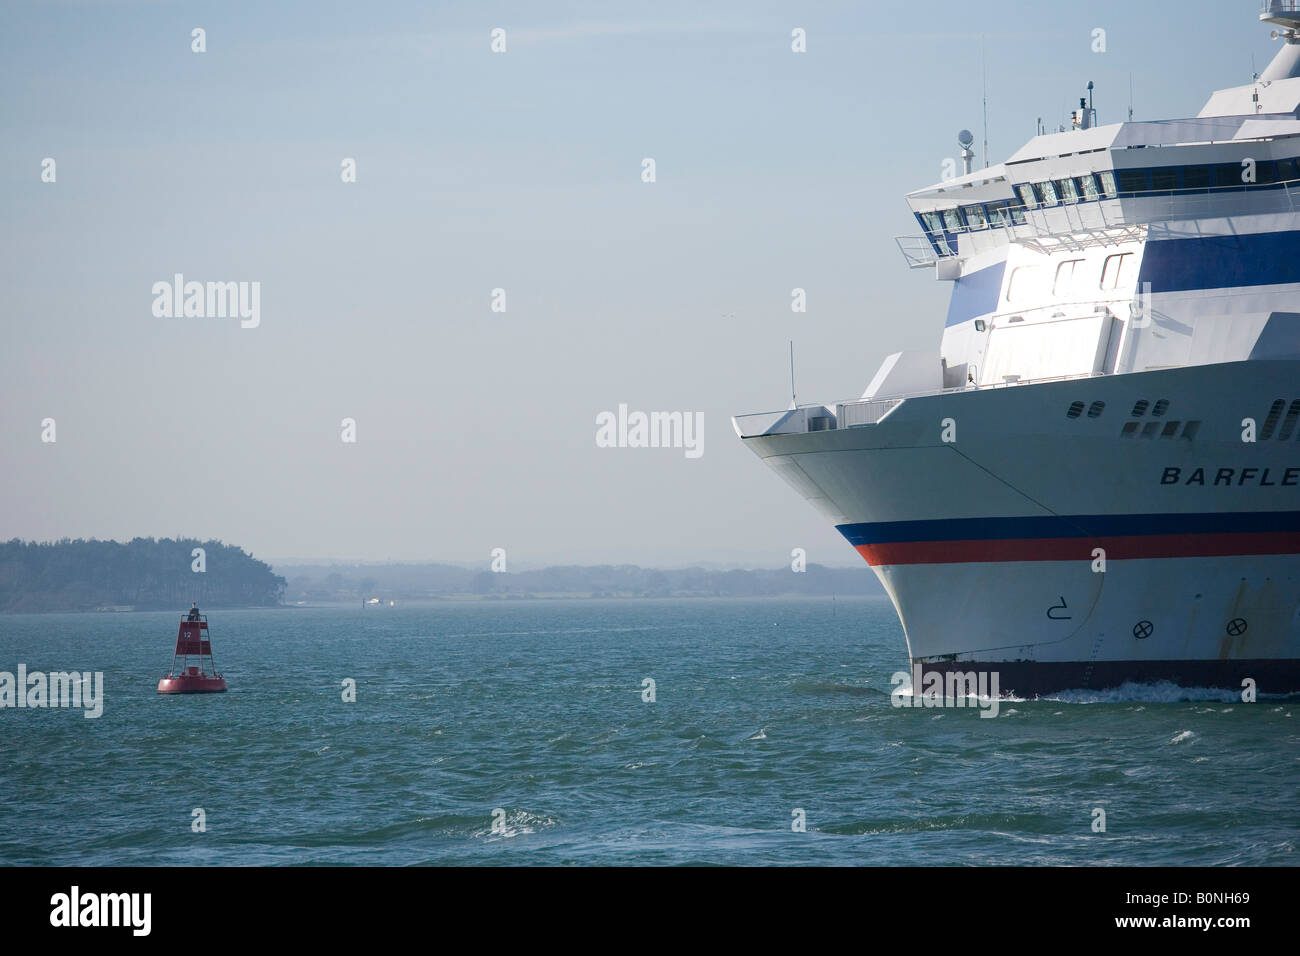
[1261,399,1285,440]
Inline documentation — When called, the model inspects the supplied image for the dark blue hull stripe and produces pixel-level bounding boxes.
[837,511,1300,546]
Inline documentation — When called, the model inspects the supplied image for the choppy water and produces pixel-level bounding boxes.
[1,598,1296,865]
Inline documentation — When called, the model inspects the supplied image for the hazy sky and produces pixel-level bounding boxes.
[0,0,1272,566]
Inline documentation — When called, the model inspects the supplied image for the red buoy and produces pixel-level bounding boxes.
[157,609,227,694]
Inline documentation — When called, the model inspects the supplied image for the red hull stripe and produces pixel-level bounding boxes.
[856,531,1300,566]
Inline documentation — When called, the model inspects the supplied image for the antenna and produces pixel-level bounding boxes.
[981,35,989,168]
[788,341,797,408]
[1128,72,1133,121]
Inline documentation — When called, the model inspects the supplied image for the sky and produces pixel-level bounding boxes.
[0,0,1275,567]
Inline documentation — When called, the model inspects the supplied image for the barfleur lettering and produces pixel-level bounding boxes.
[1161,466,1300,487]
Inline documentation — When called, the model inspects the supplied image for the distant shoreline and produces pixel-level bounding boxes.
[1,593,889,615]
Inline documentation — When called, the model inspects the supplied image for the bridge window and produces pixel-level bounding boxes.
[1100,252,1135,290]
[1182,165,1211,189]
[941,208,963,231]
[1279,158,1298,182]
[963,204,988,229]
[1016,183,1038,208]
[1055,178,1080,203]
[1150,167,1179,190]
[1038,180,1060,205]
[1116,168,1149,193]
[1077,174,1100,200]
[986,201,1015,226]
[1097,170,1118,198]
[1214,163,1248,187]
[921,211,943,234]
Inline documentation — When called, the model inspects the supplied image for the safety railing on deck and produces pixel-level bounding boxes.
[734,370,1109,438]
[897,179,1300,266]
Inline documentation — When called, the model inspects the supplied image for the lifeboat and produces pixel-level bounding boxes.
[157,613,227,694]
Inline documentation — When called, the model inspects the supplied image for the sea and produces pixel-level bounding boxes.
[1,597,1295,865]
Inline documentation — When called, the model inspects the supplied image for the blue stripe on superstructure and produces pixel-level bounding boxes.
[944,261,1005,328]
[1139,231,1300,294]
[836,511,1300,546]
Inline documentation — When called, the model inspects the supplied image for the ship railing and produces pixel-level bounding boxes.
[735,371,1107,437]
[898,180,1300,265]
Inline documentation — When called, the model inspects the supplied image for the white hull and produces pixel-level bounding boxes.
[741,361,1300,693]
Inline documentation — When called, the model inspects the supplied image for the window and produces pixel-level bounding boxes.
[1214,162,1248,187]
[1097,170,1118,198]
[1150,167,1179,190]
[988,201,1024,227]
[1055,178,1080,203]
[1152,399,1170,417]
[1053,258,1086,296]
[941,208,963,231]
[963,204,988,229]
[1182,165,1211,189]
[1067,401,1085,419]
[1279,158,1298,182]
[1007,265,1049,303]
[1100,252,1135,290]
[1016,183,1038,207]
[1116,168,1149,193]
[1077,174,1100,200]
[921,211,943,234]
[1087,401,1106,419]
[1038,180,1060,206]
[1131,399,1149,417]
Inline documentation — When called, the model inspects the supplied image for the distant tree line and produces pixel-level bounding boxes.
[0,538,286,612]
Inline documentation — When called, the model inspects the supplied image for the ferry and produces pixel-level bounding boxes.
[734,2,1300,694]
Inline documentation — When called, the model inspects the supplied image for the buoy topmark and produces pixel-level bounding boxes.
[157,611,227,694]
